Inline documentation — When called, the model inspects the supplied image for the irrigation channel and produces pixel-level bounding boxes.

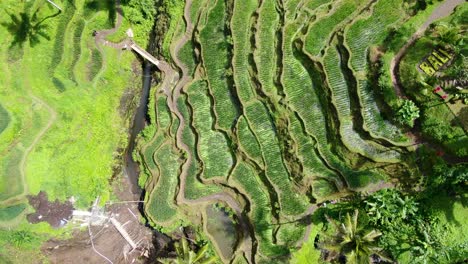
[124,61,152,195]
[114,0,256,259]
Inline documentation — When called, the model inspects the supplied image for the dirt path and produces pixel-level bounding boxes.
[94,0,123,48]
[390,0,464,96]
[0,96,57,208]
[20,96,57,194]
[94,0,253,261]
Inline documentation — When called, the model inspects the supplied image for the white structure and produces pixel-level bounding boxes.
[46,0,62,11]
[130,43,160,66]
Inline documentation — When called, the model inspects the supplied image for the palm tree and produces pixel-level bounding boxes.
[321,210,390,264]
[157,237,218,264]
[1,6,60,48]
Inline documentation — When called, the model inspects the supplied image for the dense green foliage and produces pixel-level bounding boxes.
[321,210,387,263]
[398,4,468,156]
[136,0,467,262]
[395,99,420,127]
[0,0,150,259]
[0,0,465,262]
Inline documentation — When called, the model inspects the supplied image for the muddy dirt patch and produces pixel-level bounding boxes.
[27,191,73,228]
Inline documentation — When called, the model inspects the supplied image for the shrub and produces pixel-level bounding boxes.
[395,99,420,127]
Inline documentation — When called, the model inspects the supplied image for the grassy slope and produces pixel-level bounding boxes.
[0,0,147,240]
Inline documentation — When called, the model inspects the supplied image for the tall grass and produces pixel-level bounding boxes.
[231,0,257,103]
[199,0,239,130]
[245,102,307,216]
[230,162,288,259]
[146,144,179,223]
[187,80,234,179]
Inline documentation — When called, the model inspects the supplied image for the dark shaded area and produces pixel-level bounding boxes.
[0,104,11,135]
[1,8,61,48]
[52,77,66,93]
[87,48,103,81]
[84,0,116,26]
[0,203,26,221]
[26,191,74,228]
[125,62,152,196]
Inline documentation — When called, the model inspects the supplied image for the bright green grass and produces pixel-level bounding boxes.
[187,80,234,179]
[304,0,357,57]
[0,149,24,201]
[323,45,401,162]
[0,204,26,222]
[254,0,280,96]
[305,0,332,11]
[0,0,145,208]
[428,193,468,263]
[230,162,288,260]
[291,223,323,264]
[199,0,238,130]
[245,102,308,216]
[145,143,179,224]
[26,46,133,207]
[0,105,10,135]
[231,0,257,103]
[0,93,50,203]
[70,18,85,83]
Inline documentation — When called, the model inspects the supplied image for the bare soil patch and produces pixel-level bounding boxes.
[40,176,164,264]
[27,191,73,228]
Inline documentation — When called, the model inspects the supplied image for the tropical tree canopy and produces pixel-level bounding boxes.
[321,210,389,264]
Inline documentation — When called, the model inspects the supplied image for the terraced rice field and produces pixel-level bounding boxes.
[137,0,418,262]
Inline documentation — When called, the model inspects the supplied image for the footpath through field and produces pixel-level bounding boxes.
[93,0,252,260]
[167,0,255,260]
[390,0,465,96]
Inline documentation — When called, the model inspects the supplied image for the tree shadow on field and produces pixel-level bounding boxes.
[1,7,61,48]
[85,0,117,27]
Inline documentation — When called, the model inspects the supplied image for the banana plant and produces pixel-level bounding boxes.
[158,237,219,264]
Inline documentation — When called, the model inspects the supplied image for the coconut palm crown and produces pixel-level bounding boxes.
[321,209,390,264]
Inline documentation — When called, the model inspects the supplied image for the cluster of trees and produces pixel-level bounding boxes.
[121,0,155,25]
[382,4,468,157]
[309,151,467,263]
[402,0,443,15]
